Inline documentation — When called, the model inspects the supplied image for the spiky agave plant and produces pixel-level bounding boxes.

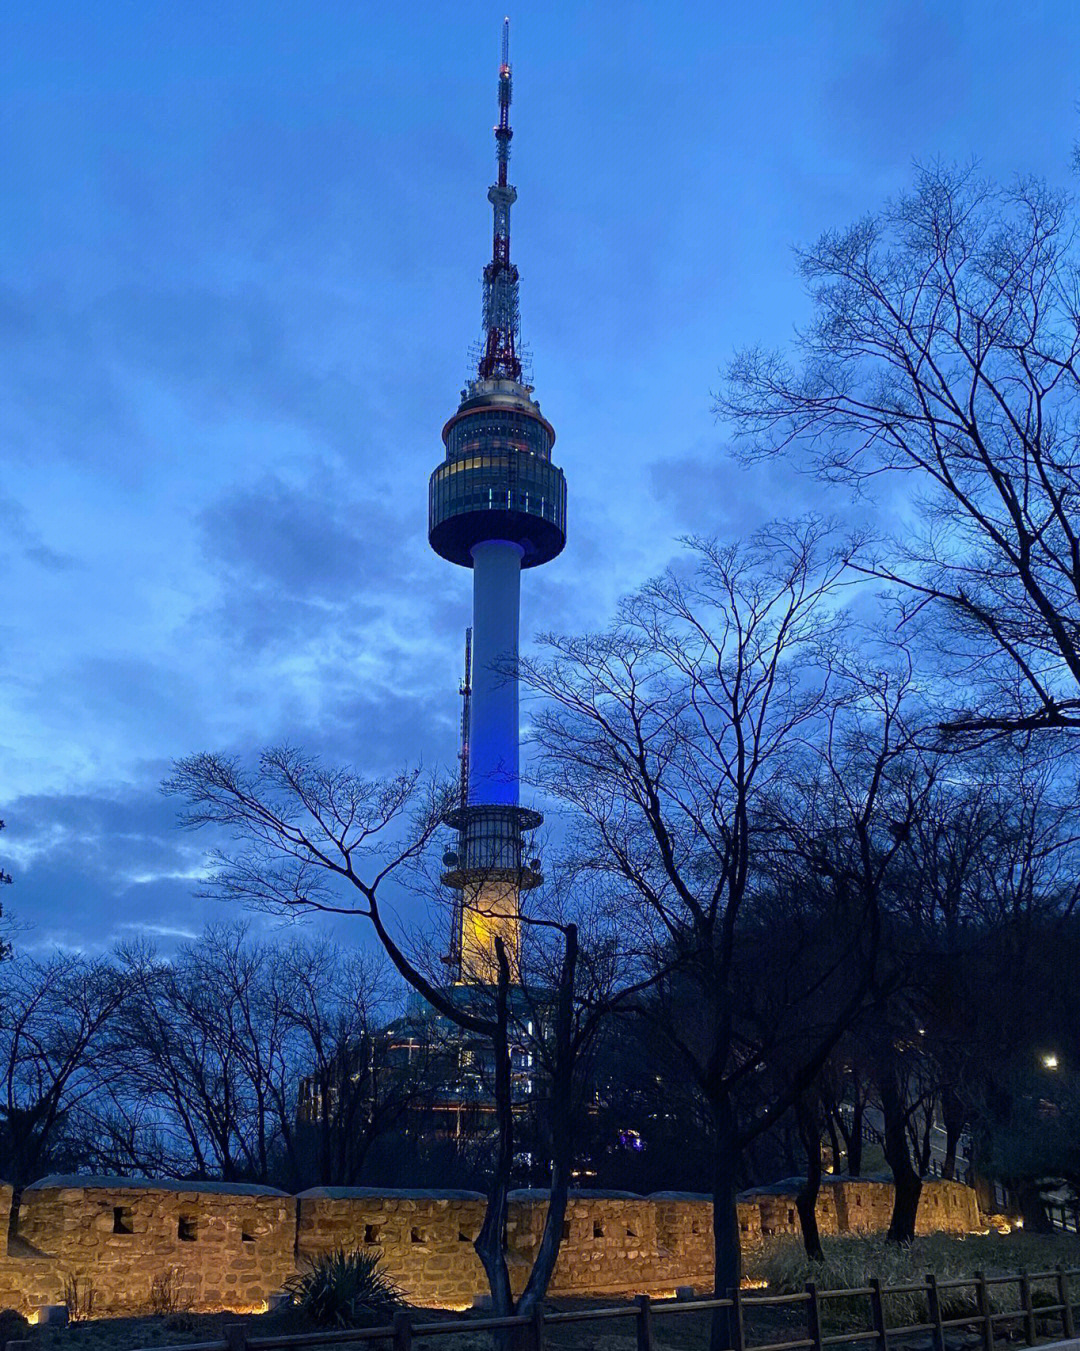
[286,1248,406,1329]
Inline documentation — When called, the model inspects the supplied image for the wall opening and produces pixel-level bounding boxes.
[626,1224,638,1239]
[364,1224,381,1245]
[178,1216,198,1242]
[112,1207,133,1235]
[788,1209,796,1225]
[411,1227,427,1245]
[592,1221,604,1239]
[562,1220,571,1242]
[242,1229,255,1244]
[691,1220,700,1235]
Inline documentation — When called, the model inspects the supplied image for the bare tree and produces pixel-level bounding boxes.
[518,524,884,1340]
[767,642,940,1242]
[163,750,644,1336]
[104,927,289,1181]
[0,953,124,1231]
[720,163,1080,739]
[0,820,13,965]
[269,938,425,1190]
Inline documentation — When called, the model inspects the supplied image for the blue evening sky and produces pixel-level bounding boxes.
[2,0,1078,953]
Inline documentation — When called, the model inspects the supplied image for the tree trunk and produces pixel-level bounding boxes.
[472,942,515,1342]
[837,1099,864,1176]
[795,1099,825,1261]
[940,1086,965,1182]
[879,1064,921,1243]
[709,1092,742,1351]
[825,1110,843,1179]
[1017,1181,1055,1234]
[517,927,578,1322]
[917,1109,933,1177]
[848,1100,864,1175]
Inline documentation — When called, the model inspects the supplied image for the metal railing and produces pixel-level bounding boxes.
[11,1266,1080,1351]
[1051,1206,1080,1235]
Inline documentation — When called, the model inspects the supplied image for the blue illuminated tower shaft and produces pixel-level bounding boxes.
[470,539,523,804]
[428,21,567,983]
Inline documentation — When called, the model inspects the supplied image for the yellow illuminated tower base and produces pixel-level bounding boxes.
[441,804,542,984]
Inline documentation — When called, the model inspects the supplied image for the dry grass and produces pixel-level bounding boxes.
[753,1230,1080,1329]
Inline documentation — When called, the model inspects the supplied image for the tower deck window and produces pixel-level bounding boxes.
[178,1216,198,1242]
[113,1206,133,1235]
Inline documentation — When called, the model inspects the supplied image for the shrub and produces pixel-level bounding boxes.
[0,1309,30,1351]
[148,1267,192,1316]
[286,1249,406,1329]
[63,1272,96,1323]
[164,1312,200,1334]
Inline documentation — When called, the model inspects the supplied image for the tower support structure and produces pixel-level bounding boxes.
[428,20,567,984]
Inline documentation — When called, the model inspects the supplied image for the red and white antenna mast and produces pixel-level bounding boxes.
[478,17,522,382]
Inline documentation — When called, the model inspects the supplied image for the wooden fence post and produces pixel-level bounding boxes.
[869,1276,888,1350]
[635,1293,654,1351]
[393,1308,413,1351]
[926,1274,945,1351]
[806,1281,823,1351]
[1058,1265,1075,1340]
[530,1304,545,1351]
[226,1323,247,1351]
[975,1271,994,1351]
[1019,1271,1036,1347]
[731,1284,746,1351]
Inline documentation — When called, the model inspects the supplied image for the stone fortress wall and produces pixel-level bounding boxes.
[0,1175,981,1318]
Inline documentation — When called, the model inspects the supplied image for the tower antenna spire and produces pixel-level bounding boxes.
[479,17,522,382]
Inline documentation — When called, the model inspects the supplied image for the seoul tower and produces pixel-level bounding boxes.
[429,19,567,984]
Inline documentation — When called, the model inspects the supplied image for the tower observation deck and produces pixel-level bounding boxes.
[429,19,566,984]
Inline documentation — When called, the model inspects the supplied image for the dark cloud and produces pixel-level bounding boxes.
[0,491,77,572]
[4,786,206,953]
[201,472,413,599]
[0,284,143,473]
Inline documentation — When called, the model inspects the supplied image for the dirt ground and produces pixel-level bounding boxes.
[0,1296,857,1351]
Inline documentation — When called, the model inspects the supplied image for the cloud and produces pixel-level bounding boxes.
[0,490,77,572]
[201,471,414,601]
[1,785,212,954]
[0,284,142,473]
